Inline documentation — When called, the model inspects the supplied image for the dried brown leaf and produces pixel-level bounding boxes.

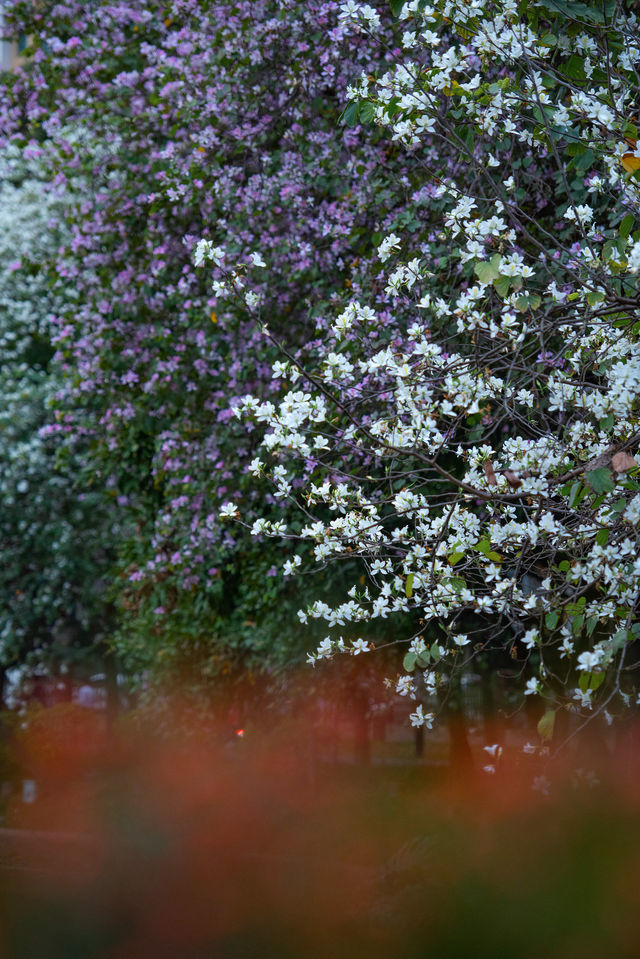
[503,470,522,489]
[612,451,637,473]
[483,460,497,486]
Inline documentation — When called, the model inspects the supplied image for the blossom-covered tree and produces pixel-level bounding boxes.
[226,0,640,746]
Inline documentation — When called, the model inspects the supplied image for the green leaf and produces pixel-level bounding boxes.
[538,0,604,23]
[342,101,359,126]
[474,539,491,555]
[573,147,595,170]
[389,0,405,14]
[405,573,414,598]
[537,710,556,741]
[448,551,465,565]
[493,275,511,298]
[474,255,501,285]
[447,576,467,592]
[586,616,598,637]
[430,643,441,661]
[458,125,474,153]
[568,481,584,507]
[564,54,587,81]
[545,611,559,629]
[587,290,605,306]
[586,468,615,494]
[416,651,431,669]
[359,101,375,124]
[578,669,605,693]
[515,293,541,312]
[599,414,614,432]
[589,671,605,691]
[595,529,610,547]
[403,651,417,672]
[620,214,634,239]
[487,551,502,563]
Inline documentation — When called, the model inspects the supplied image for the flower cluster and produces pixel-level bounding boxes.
[231,0,640,738]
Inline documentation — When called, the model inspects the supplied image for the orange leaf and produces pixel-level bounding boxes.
[621,153,640,173]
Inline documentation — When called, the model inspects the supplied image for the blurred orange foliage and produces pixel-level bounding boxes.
[0,696,638,958]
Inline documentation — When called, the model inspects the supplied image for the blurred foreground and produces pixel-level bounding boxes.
[0,697,639,959]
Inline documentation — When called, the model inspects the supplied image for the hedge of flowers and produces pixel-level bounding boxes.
[1,0,639,746]
[0,0,442,686]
